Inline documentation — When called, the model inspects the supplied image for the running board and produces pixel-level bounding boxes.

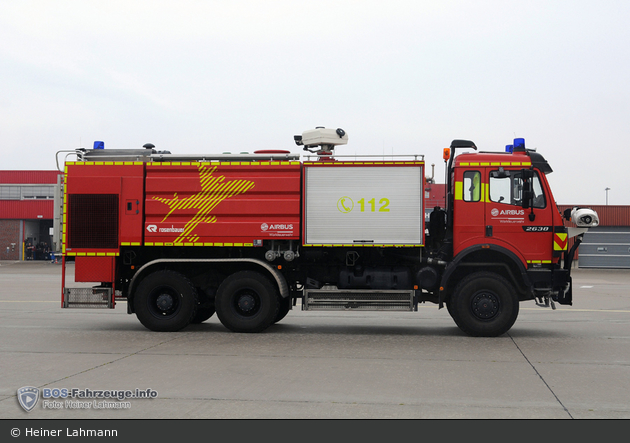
[63,287,114,309]
[303,289,416,311]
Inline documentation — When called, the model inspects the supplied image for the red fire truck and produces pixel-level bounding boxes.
[58,128,599,336]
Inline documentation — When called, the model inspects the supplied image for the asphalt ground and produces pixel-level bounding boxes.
[0,260,629,421]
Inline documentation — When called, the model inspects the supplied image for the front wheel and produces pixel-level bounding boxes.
[448,272,519,337]
[215,271,279,333]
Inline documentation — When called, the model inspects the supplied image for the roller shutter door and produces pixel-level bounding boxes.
[579,227,630,268]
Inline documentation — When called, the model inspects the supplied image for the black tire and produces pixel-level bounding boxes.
[274,296,292,324]
[134,270,198,332]
[191,306,215,324]
[215,271,279,333]
[448,271,519,337]
[445,298,454,318]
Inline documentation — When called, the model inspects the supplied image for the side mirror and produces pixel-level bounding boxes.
[521,168,534,209]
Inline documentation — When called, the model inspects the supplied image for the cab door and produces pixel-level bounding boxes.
[485,168,553,264]
[452,169,486,255]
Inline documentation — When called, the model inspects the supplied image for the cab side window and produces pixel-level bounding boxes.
[463,171,481,202]
[489,169,546,208]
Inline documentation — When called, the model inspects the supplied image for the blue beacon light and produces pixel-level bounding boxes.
[93,141,104,150]
[505,145,513,153]
[513,138,525,152]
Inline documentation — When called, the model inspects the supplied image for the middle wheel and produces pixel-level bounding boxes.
[215,271,280,333]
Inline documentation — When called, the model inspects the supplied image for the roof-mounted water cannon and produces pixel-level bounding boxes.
[294,127,348,157]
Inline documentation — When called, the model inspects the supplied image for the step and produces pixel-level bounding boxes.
[303,289,415,311]
[63,287,113,309]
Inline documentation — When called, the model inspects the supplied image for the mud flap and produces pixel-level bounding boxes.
[556,276,573,305]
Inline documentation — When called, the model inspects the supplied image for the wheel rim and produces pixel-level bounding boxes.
[232,289,261,317]
[470,290,500,321]
[147,286,180,319]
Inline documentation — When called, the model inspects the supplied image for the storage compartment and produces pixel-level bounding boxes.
[303,164,424,246]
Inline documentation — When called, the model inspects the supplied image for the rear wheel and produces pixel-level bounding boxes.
[134,270,198,332]
[274,296,292,324]
[215,271,279,333]
[448,271,519,337]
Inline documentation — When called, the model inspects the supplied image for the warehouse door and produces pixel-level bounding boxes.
[579,227,630,268]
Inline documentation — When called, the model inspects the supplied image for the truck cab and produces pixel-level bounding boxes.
[435,138,598,336]
[452,144,564,267]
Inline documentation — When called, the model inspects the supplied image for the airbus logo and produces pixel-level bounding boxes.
[500,209,525,216]
[491,209,525,216]
[261,223,293,231]
[269,224,293,230]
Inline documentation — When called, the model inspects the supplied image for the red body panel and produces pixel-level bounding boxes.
[74,256,115,282]
[143,162,301,245]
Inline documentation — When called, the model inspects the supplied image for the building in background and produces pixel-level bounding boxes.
[0,170,62,260]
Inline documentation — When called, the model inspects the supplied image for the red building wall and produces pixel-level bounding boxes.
[0,170,61,184]
[0,200,54,219]
[0,220,20,260]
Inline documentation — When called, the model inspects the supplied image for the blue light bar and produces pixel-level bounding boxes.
[505,145,513,153]
[513,138,525,152]
[93,141,104,149]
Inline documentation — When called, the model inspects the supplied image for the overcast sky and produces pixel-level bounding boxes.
[1,0,628,205]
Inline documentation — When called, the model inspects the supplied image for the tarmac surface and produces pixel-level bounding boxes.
[1,260,629,419]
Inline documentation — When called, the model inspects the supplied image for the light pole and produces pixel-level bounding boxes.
[605,187,610,205]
